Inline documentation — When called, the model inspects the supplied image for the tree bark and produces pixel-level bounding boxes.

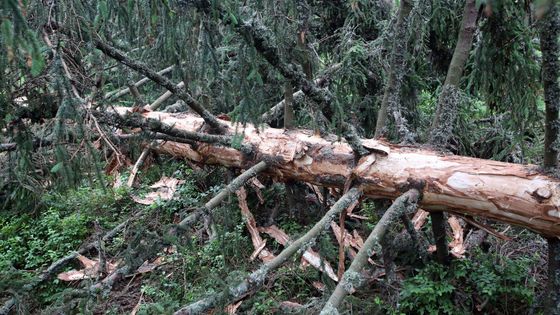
[430,211,450,264]
[374,0,413,140]
[283,82,295,129]
[541,2,560,169]
[540,2,560,313]
[429,0,478,146]
[174,161,268,231]
[427,0,478,264]
[320,189,421,314]
[110,107,560,237]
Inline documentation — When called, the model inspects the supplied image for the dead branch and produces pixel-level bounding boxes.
[320,189,421,314]
[173,188,362,315]
[175,161,269,232]
[94,39,227,133]
[149,81,185,111]
[0,218,135,315]
[104,65,176,100]
[127,142,156,187]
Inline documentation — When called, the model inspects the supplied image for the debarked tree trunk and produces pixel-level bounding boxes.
[112,107,560,236]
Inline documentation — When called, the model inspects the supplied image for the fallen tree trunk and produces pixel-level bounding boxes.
[110,107,560,236]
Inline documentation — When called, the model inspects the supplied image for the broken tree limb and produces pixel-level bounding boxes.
[173,187,362,315]
[94,39,227,133]
[236,187,275,262]
[149,81,185,111]
[175,161,268,231]
[320,189,421,315]
[111,107,560,236]
[127,142,155,187]
[104,65,175,100]
[258,225,339,281]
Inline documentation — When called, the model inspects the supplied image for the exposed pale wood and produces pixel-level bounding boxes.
[114,107,560,237]
[149,81,185,110]
[104,65,175,100]
[127,144,154,187]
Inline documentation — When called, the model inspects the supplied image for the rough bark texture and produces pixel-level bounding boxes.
[429,0,478,146]
[175,161,268,231]
[320,189,421,314]
[374,0,413,140]
[283,82,295,129]
[104,65,175,100]
[428,85,462,147]
[541,3,560,169]
[540,2,560,313]
[430,211,450,264]
[112,107,560,237]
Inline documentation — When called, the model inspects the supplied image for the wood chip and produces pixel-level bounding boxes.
[132,176,185,205]
[448,215,465,258]
[237,187,275,262]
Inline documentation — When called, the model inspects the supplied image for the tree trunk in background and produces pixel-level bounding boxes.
[108,107,560,237]
[541,3,560,169]
[427,0,478,264]
[296,0,313,80]
[374,0,412,139]
[283,82,295,129]
[429,0,478,146]
[540,2,560,313]
[430,211,450,264]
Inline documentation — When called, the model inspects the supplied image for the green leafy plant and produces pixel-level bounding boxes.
[399,251,537,315]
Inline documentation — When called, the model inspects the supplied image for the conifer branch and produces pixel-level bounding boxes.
[94,39,227,133]
[320,189,421,314]
[174,187,362,315]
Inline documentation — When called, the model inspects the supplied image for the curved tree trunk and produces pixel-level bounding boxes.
[105,107,560,237]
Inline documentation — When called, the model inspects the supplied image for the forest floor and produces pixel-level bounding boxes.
[0,156,550,314]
